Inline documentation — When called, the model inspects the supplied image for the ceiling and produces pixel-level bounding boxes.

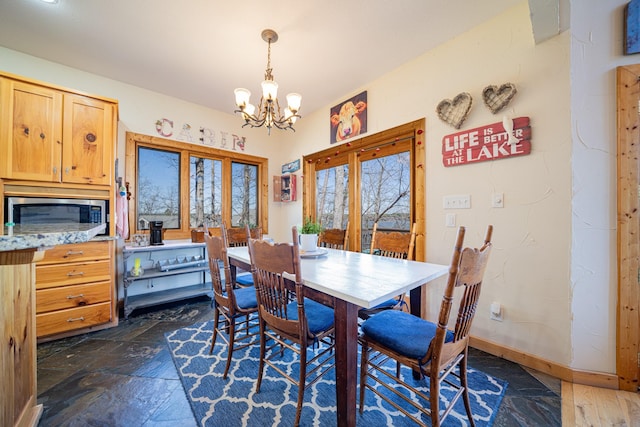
[0,0,525,117]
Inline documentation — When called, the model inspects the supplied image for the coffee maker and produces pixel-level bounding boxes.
[149,221,164,245]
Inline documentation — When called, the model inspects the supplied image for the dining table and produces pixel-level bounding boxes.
[226,246,449,427]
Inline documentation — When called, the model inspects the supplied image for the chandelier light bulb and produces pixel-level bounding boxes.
[261,80,278,101]
[234,88,251,108]
[286,93,302,112]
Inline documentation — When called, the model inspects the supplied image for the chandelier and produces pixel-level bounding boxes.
[234,29,302,134]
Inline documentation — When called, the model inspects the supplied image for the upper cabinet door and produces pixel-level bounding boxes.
[0,78,63,182]
[62,94,113,185]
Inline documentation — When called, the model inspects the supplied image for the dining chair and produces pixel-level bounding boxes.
[358,222,417,319]
[225,225,262,286]
[317,221,350,250]
[247,226,336,427]
[358,225,493,427]
[204,230,259,379]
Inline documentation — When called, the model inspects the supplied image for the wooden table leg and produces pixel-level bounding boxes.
[410,285,423,379]
[333,299,359,427]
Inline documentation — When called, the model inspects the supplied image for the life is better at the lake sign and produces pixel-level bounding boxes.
[442,117,531,167]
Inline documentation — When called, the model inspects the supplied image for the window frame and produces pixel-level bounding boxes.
[302,119,426,260]
[125,131,268,240]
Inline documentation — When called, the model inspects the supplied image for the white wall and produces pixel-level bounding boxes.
[569,0,638,373]
[275,2,579,369]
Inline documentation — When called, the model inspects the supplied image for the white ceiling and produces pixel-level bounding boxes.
[0,0,525,116]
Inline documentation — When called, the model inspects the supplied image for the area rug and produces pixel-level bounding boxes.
[165,320,507,427]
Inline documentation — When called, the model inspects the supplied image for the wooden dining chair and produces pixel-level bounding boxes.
[204,230,259,379]
[358,225,493,427]
[317,221,349,250]
[225,225,262,286]
[247,226,336,427]
[358,222,417,319]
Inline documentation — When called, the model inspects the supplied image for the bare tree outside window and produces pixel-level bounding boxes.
[360,151,411,248]
[137,147,180,228]
[231,162,258,227]
[316,165,349,228]
[190,156,222,228]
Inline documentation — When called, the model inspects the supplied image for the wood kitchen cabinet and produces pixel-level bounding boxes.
[0,75,116,185]
[1,249,43,427]
[35,240,116,338]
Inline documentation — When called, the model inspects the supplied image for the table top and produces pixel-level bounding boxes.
[227,246,449,308]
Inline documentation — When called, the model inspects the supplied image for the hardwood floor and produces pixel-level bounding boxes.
[562,381,640,426]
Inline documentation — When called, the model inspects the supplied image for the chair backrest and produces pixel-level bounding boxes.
[428,225,493,367]
[369,222,416,260]
[318,221,349,250]
[247,226,308,340]
[226,226,263,247]
[204,230,238,310]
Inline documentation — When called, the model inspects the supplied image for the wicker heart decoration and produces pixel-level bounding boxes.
[436,92,473,129]
[482,83,517,114]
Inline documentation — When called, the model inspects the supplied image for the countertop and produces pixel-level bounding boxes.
[0,223,108,252]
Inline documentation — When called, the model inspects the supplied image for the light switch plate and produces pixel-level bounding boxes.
[492,192,504,208]
[443,195,471,209]
[446,213,456,227]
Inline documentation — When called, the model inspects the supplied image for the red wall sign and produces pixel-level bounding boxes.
[442,117,531,167]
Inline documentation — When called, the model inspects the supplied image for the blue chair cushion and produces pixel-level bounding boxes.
[235,272,254,286]
[286,298,334,335]
[370,298,399,310]
[234,286,258,310]
[361,310,454,359]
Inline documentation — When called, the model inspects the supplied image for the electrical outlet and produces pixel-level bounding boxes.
[490,302,503,321]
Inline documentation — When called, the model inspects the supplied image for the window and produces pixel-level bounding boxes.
[231,161,258,227]
[137,147,181,229]
[302,120,425,259]
[316,164,349,229]
[126,132,268,240]
[190,156,222,228]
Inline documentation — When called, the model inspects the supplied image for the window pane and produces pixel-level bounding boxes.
[137,147,180,229]
[190,156,222,228]
[360,151,411,248]
[231,162,258,227]
[316,165,349,228]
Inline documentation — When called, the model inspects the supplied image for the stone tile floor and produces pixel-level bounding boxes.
[36,297,561,426]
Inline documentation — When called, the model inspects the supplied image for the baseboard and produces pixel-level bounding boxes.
[469,336,619,390]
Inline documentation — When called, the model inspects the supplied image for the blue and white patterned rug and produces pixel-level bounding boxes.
[165,320,507,427]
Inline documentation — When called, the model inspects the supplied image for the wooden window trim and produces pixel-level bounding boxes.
[125,131,268,240]
[302,119,426,260]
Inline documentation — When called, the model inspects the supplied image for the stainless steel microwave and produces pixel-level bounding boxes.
[5,197,109,235]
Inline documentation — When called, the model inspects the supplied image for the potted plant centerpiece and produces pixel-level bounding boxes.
[298,217,323,253]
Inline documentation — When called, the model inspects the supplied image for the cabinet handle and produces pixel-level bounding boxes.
[86,133,97,143]
[53,166,57,174]
[67,271,85,277]
[40,132,45,139]
[66,294,85,299]
[66,250,84,256]
[23,127,29,135]
[67,317,85,322]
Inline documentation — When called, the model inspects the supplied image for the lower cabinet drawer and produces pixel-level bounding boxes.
[36,302,112,337]
[36,260,111,289]
[37,241,109,265]
[36,281,111,314]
